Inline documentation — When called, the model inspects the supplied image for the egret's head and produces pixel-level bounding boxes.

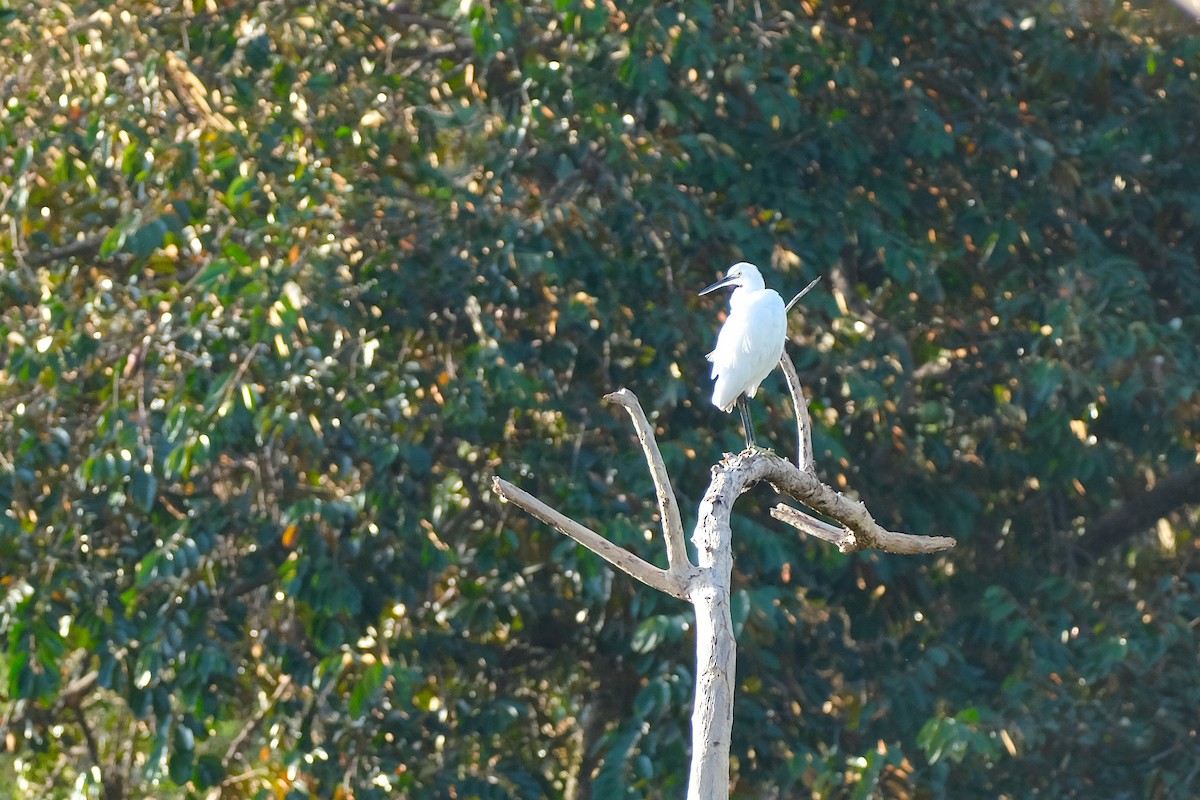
[698,262,765,296]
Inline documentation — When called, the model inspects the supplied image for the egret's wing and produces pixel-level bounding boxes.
[747,292,788,377]
[708,319,741,378]
[708,292,786,405]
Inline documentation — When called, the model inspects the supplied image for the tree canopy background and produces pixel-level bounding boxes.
[2,0,1199,798]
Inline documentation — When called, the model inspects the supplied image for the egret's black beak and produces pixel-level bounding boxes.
[698,275,738,296]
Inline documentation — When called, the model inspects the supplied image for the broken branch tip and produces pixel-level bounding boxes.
[602,388,633,404]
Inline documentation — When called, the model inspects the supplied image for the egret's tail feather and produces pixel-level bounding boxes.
[712,379,739,412]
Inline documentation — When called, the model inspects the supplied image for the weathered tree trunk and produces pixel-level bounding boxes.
[687,580,735,799]
[687,481,737,799]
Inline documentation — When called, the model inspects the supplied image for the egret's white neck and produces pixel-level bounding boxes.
[729,277,765,310]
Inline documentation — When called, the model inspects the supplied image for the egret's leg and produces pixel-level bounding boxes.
[737,396,756,449]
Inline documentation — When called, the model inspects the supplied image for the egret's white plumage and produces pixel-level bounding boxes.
[699,262,787,446]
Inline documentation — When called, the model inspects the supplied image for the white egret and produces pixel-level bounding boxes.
[699,262,787,449]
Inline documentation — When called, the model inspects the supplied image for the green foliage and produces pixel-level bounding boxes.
[1,0,1198,798]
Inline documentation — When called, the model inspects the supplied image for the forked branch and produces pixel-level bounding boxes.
[492,349,954,800]
[492,389,696,601]
[493,478,691,599]
[602,389,690,574]
[775,347,954,555]
[778,354,815,472]
[769,476,956,554]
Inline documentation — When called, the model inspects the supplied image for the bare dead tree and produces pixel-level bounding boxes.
[492,351,955,800]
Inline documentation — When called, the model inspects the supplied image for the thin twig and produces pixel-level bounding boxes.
[73,704,118,800]
[223,675,292,768]
[770,505,849,546]
[20,233,106,266]
[785,276,821,312]
[603,389,692,573]
[778,353,814,472]
[493,478,690,600]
